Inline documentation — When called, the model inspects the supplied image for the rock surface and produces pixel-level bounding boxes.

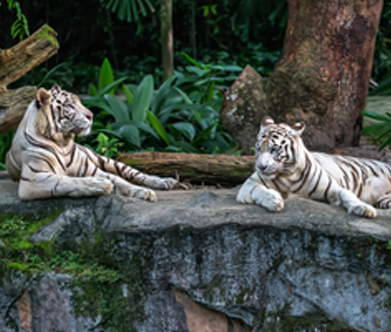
[1,173,391,332]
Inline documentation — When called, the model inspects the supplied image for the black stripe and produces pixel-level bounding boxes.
[292,154,312,193]
[7,150,18,169]
[79,145,96,164]
[76,162,83,177]
[28,165,45,173]
[272,179,282,192]
[98,156,106,171]
[378,196,390,204]
[114,161,121,175]
[37,174,54,182]
[362,161,379,177]
[289,158,308,184]
[30,156,56,173]
[357,182,363,199]
[52,180,60,197]
[50,105,59,132]
[308,170,322,197]
[66,144,77,167]
[81,157,89,177]
[324,177,332,201]
[334,158,350,190]
[257,173,269,188]
[20,176,31,182]
[92,166,98,176]
[24,131,65,171]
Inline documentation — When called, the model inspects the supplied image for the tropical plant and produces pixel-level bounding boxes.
[361,110,391,150]
[0,129,15,170]
[370,1,391,95]
[0,0,30,41]
[85,133,124,159]
[101,0,155,22]
[82,58,237,154]
[175,52,243,103]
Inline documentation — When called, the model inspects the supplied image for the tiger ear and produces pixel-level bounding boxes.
[51,84,61,92]
[260,116,274,132]
[291,121,305,136]
[36,88,51,108]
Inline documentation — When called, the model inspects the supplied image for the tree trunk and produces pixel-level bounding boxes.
[190,0,197,59]
[0,24,59,134]
[221,0,384,154]
[0,86,37,135]
[161,0,174,81]
[117,152,254,186]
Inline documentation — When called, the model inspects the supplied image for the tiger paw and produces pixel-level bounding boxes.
[131,188,158,202]
[146,176,178,190]
[236,187,254,204]
[158,177,178,190]
[91,178,113,195]
[348,203,377,218]
[254,189,284,212]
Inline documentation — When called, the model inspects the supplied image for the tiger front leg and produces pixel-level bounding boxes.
[330,188,377,218]
[140,174,178,190]
[87,149,178,190]
[18,167,113,201]
[237,173,284,212]
[94,169,157,202]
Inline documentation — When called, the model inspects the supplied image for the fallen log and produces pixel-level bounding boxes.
[117,152,254,186]
[0,24,59,134]
[0,86,37,135]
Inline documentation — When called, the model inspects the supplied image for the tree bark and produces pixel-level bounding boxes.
[0,86,37,135]
[161,0,174,81]
[117,152,254,186]
[0,24,59,89]
[0,24,59,134]
[221,0,384,154]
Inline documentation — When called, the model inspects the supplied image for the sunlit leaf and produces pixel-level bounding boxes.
[99,58,115,94]
[146,110,170,145]
[172,122,196,141]
[104,95,130,122]
[132,75,154,122]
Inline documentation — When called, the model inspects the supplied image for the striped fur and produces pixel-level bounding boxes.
[237,116,391,218]
[6,85,177,201]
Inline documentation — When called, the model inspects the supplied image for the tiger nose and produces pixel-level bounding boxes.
[85,113,93,121]
[257,164,267,171]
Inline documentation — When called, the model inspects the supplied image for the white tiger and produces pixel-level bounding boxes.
[6,85,177,201]
[237,116,391,218]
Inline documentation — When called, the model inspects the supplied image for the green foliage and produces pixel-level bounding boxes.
[0,129,16,170]
[85,133,124,158]
[0,212,123,283]
[370,1,391,95]
[176,52,242,101]
[0,0,30,41]
[101,0,155,22]
[361,110,391,150]
[83,58,237,154]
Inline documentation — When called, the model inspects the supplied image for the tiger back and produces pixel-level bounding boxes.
[237,116,391,218]
[6,85,177,201]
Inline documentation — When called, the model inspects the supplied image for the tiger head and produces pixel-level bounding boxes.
[255,116,305,178]
[35,85,93,140]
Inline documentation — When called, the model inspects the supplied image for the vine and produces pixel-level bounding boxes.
[0,0,30,41]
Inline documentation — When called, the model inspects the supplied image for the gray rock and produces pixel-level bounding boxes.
[1,174,391,331]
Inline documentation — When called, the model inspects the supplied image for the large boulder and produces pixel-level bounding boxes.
[1,172,391,332]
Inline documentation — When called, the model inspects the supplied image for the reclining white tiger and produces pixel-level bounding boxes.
[237,116,391,218]
[6,85,177,201]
